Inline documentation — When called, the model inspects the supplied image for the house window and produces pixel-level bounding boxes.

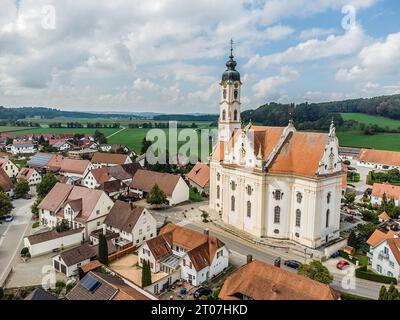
[295,209,301,227]
[296,192,302,204]
[231,196,235,212]
[327,193,331,204]
[274,206,280,224]
[183,259,186,266]
[326,209,330,228]
[388,271,394,277]
[246,201,251,218]
[96,210,100,215]
[274,190,282,200]
[139,229,142,235]
[377,265,382,273]
[217,185,220,199]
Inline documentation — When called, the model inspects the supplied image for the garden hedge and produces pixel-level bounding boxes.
[355,265,398,285]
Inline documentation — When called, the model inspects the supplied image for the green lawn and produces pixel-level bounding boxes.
[337,131,400,151]
[341,113,400,129]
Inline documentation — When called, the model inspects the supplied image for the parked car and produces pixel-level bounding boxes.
[284,260,302,269]
[331,251,340,259]
[23,194,33,200]
[193,287,212,299]
[4,215,14,222]
[336,260,350,270]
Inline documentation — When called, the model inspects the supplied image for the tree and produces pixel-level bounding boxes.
[344,192,356,204]
[141,260,152,287]
[14,180,30,198]
[36,173,58,198]
[0,192,13,217]
[98,233,109,265]
[55,219,70,233]
[146,184,167,206]
[31,197,43,220]
[379,285,388,300]
[141,137,152,155]
[347,230,358,249]
[297,260,333,284]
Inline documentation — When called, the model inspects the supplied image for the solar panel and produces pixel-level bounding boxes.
[81,274,102,293]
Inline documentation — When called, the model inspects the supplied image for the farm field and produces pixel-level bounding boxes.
[337,131,400,151]
[341,113,400,129]
[22,117,214,128]
[7,127,121,136]
[0,126,30,133]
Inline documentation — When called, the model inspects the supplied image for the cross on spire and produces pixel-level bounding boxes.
[230,39,234,58]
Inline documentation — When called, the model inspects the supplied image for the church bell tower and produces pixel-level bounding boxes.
[218,40,242,142]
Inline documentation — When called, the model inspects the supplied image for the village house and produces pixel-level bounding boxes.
[38,183,114,239]
[379,211,391,223]
[0,168,14,197]
[366,228,397,263]
[138,224,229,288]
[130,169,189,206]
[219,257,338,300]
[371,183,400,206]
[135,154,146,167]
[52,241,116,277]
[59,159,93,181]
[357,149,400,170]
[17,167,42,186]
[66,271,156,300]
[104,201,157,247]
[49,139,71,152]
[0,157,19,178]
[186,162,210,195]
[11,140,36,155]
[370,238,400,280]
[91,152,132,168]
[99,144,112,152]
[110,144,135,157]
[27,153,56,172]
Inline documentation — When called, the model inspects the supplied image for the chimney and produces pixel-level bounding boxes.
[247,255,253,264]
[204,228,209,236]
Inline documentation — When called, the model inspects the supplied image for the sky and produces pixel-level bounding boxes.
[0,0,399,114]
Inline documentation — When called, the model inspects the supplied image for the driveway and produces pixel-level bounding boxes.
[0,198,35,286]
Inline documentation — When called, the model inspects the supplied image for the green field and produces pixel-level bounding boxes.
[22,117,213,128]
[7,127,121,136]
[341,113,400,129]
[337,131,400,151]
[0,126,30,133]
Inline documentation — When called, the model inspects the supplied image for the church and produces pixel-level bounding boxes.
[209,47,345,249]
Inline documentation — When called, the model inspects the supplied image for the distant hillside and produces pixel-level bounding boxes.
[0,106,142,121]
[153,114,218,121]
[241,94,400,131]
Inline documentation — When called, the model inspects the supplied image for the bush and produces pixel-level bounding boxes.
[32,221,40,228]
[56,281,66,288]
[20,247,30,258]
[355,265,397,284]
[339,250,357,264]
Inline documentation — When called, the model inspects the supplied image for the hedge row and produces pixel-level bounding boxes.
[355,265,398,285]
[339,291,373,300]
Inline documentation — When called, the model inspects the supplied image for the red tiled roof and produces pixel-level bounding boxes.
[372,183,400,200]
[187,162,210,188]
[92,152,130,165]
[0,168,13,191]
[130,169,182,197]
[358,149,400,167]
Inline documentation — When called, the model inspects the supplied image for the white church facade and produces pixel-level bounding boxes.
[209,47,345,249]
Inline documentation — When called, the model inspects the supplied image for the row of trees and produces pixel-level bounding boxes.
[128,122,199,129]
[367,169,400,186]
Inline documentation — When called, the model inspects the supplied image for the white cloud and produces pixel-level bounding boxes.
[246,26,367,69]
[336,32,400,82]
[299,28,336,40]
[252,66,299,99]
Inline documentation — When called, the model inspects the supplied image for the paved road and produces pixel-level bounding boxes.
[0,198,34,286]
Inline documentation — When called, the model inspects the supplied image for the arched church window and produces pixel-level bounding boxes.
[231,196,235,212]
[274,190,282,201]
[230,181,236,191]
[234,90,238,100]
[217,173,221,181]
[217,186,220,199]
[246,185,252,196]
[234,109,238,121]
[223,89,227,100]
[222,110,226,121]
[247,201,251,218]
[274,206,280,224]
[326,209,330,228]
[296,209,301,227]
[296,192,302,204]
[327,192,331,204]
